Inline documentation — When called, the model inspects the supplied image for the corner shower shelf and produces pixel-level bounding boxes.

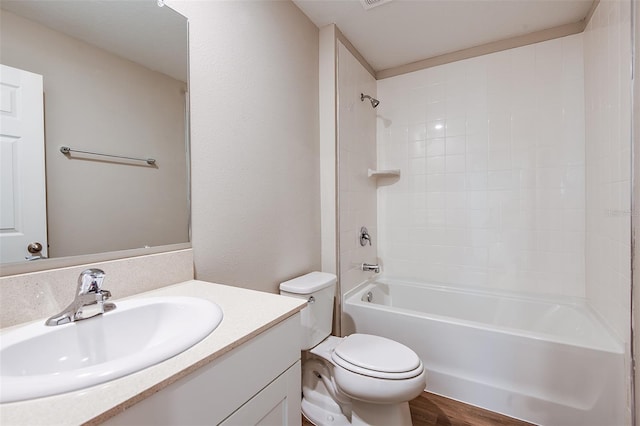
[367,168,401,178]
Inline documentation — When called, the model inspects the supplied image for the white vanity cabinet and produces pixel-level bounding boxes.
[105,313,302,426]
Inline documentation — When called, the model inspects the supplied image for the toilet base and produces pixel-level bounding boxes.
[301,359,414,426]
[301,357,350,426]
[302,397,350,426]
[301,396,413,426]
[351,400,413,426]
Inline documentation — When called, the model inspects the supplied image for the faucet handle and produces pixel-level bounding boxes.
[77,268,106,295]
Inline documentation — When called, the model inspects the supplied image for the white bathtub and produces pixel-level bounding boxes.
[343,278,626,426]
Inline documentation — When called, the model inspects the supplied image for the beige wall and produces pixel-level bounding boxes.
[319,25,338,276]
[633,0,639,420]
[0,10,189,258]
[168,1,321,293]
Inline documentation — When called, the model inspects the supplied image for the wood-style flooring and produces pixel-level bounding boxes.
[408,392,534,426]
[301,391,535,426]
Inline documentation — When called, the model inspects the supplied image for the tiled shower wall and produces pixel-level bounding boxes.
[376,34,586,297]
[337,42,378,296]
[584,0,632,341]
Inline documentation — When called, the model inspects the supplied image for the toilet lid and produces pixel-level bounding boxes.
[331,334,423,379]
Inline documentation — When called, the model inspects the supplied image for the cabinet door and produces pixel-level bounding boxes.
[104,314,301,426]
[221,360,301,426]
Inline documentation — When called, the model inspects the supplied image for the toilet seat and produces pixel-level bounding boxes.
[331,334,424,380]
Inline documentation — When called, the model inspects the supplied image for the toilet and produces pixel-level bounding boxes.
[280,272,426,426]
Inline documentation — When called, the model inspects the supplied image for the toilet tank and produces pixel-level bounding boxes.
[279,272,336,350]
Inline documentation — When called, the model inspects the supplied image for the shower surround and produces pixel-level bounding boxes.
[376,33,587,299]
[373,1,633,345]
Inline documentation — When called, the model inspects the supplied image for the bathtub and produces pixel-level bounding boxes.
[342,278,626,426]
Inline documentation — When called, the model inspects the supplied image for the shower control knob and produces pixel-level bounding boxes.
[27,242,43,254]
[360,227,372,246]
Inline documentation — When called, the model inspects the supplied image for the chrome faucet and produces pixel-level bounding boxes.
[361,263,381,274]
[45,268,116,326]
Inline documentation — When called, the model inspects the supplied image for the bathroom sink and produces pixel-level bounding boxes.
[0,296,223,403]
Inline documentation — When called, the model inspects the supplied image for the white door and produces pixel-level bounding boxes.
[0,64,47,263]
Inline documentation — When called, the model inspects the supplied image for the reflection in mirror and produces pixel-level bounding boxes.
[0,1,190,270]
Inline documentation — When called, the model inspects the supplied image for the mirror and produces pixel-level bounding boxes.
[0,0,190,272]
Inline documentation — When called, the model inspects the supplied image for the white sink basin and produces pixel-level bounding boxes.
[0,296,223,403]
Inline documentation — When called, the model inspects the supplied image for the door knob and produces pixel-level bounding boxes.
[27,242,43,254]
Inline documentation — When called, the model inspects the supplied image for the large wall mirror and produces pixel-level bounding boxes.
[0,0,190,274]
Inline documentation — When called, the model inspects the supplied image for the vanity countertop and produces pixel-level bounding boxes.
[0,280,306,425]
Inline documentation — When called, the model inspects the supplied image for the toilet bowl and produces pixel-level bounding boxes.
[280,272,426,426]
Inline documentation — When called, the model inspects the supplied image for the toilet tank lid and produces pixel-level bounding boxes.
[279,272,337,294]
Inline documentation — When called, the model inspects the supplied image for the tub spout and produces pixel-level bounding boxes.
[362,263,380,273]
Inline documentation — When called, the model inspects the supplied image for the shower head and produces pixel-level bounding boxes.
[361,93,380,108]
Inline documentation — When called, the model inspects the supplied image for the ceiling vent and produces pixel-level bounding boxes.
[360,0,393,11]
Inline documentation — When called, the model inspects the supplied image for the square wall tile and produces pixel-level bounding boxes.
[377,33,588,299]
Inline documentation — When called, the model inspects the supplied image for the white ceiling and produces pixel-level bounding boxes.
[293,0,594,72]
[3,0,594,80]
[1,0,188,82]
